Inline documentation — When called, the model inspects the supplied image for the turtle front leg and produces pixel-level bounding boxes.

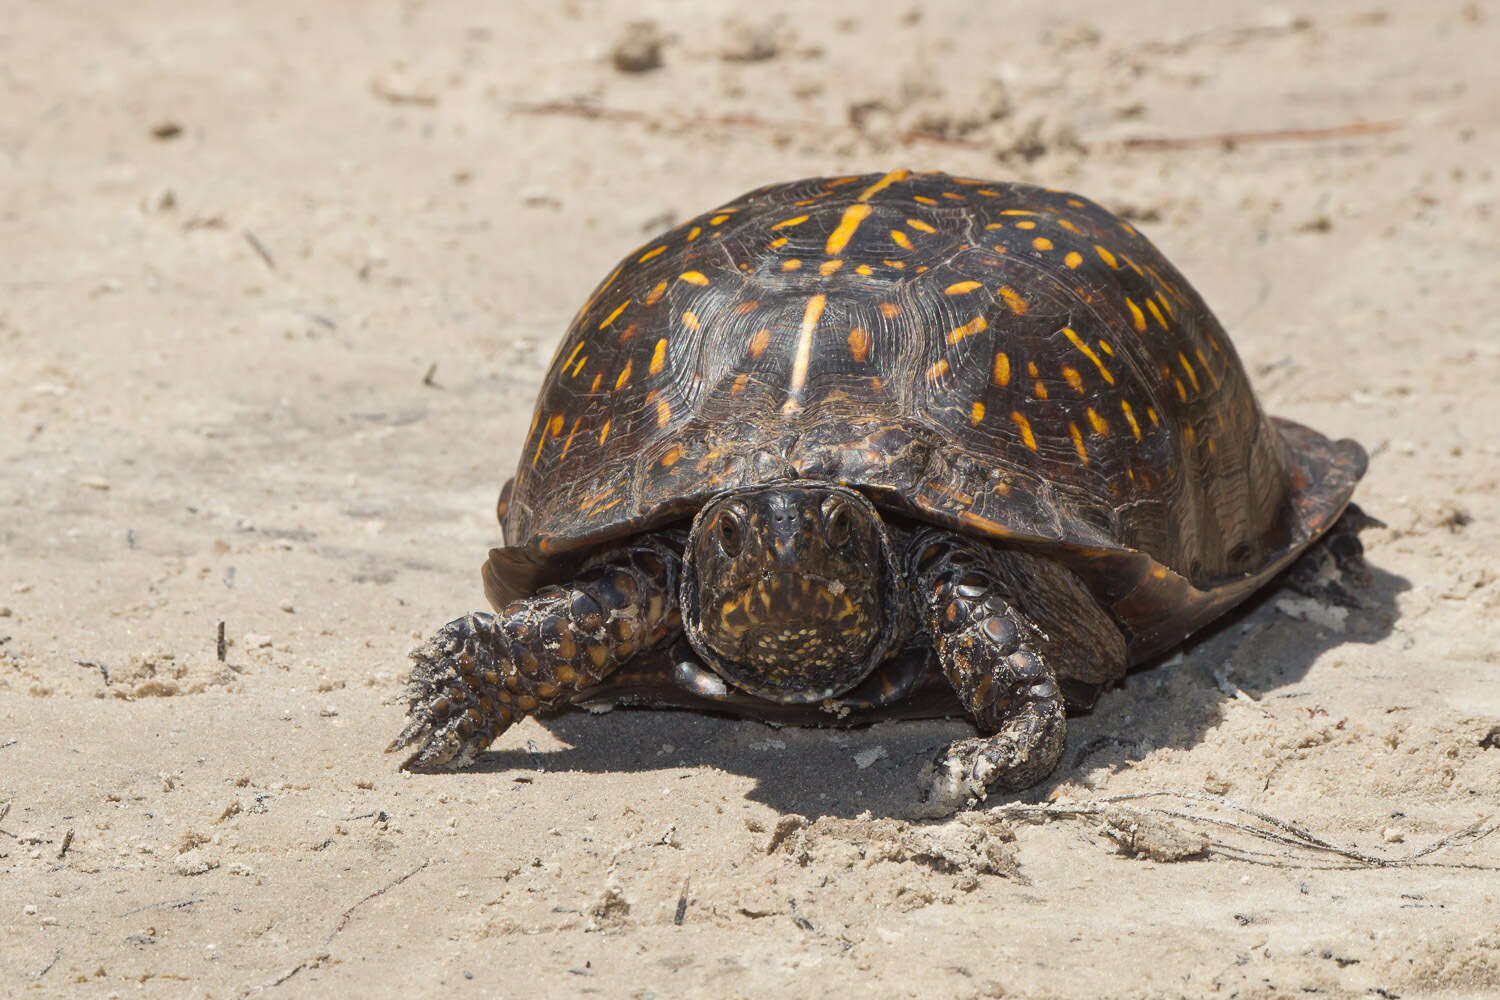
[388,535,683,771]
[906,530,1127,813]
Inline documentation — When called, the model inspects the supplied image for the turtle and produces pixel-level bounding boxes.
[388,169,1375,809]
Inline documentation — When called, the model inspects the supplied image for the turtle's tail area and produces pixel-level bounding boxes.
[1283,501,1385,609]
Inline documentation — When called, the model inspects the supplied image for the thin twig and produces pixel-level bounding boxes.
[1112,119,1402,152]
[32,947,61,981]
[243,230,276,271]
[324,859,429,947]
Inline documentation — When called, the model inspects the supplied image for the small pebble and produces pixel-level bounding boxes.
[23,904,37,915]
[1382,827,1405,844]
[279,600,295,613]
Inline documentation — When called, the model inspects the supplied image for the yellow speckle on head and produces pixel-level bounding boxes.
[945,280,982,295]
[993,352,1010,386]
[1032,237,1054,251]
[927,358,950,381]
[1095,245,1119,269]
[825,203,873,255]
[890,229,913,250]
[769,236,789,249]
[639,246,666,262]
[749,327,771,358]
[679,270,709,286]
[1064,251,1083,269]
[847,326,871,363]
[1178,352,1201,392]
[855,263,873,276]
[1146,298,1168,329]
[907,218,937,234]
[1010,411,1037,450]
[650,338,669,374]
[599,300,629,329]
[644,280,668,305]
[1015,220,1037,230]
[687,226,701,241]
[614,359,633,390]
[1069,422,1088,463]
[819,259,844,276]
[946,315,988,345]
[1062,366,1083,392]
[710,214,730,226]
[772,215,809,231]
[598,419,611,446]
[970,401,985,425]
[857,168,910,202]
[681,311,699,332]
[879,302,902,319]
[1121,400,1142,440]
[782,259,802,271]
[1087,406,1109,435]
[998,286,1028,314]
[1063,327,1114,384]
[1125,297,1147,332]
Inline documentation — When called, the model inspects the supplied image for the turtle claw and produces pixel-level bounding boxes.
[388,616,513,772]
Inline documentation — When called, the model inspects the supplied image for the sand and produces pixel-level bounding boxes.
[2,1,1498,996]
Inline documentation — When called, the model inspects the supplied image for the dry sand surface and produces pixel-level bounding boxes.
[3,1,1499,997]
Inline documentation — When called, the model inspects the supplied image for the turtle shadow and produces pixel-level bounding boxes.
[470,561,1407,819]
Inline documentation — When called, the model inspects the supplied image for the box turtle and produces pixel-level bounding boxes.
[389,169,1375,809]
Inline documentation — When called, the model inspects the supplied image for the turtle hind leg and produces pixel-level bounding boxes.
[1284,501,1384,608]
[906,531,1127,814]
[389,535,683,771]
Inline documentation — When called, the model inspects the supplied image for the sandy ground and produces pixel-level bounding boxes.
[2,1,1499,996]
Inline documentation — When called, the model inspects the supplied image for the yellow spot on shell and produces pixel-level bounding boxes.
[749,328,771,358]
[1062,366,1083,392]
[569,353,588,378]
[1064,251,1083,269]
[783,293,828,413]
[561,341,585,373]
[970,401,985,425]
[1098,339,1114,356]
[927,358,950,381]
[558,417,581,459]
[1064,327,1114,384]
[644,280,668,305]
[1027,361,1039,377]
[660,445,681,467]
[1156,291,1176,319]
[678,271,709,286]
[1146,298,1168,329]
[819,259,844,276]
[855,264,873,276]
[709,214,730,225]
[1195,349,1220,386]
[824,203,872,255]
[769,236,789,249]
[733,299,759,315]
[1178,352,1201,392]
[590,372,602,392]
[847,326,871,363]
[687,226,701,241]
[650,338,669,374]
[1087,407,1109,435]
[1033,380,1048,400]
[1125,297,1147,332]
[946,280,982,295]
[782,259,802,271]
[857,168,909,202]
[883,259,906,270]
[1011,411,1037,451]
[1032,237,1054,251]
[1175,378,1188,402]
[1121,400,1142,440]
[681,311,699,332]
[1070,422,1088,463]
[913,195,938,205]
[653,393,672,426]
[598,419,611,446]
[879,302,902,319]
[1015,220,1037,230]
[1058,219,1082,234]
[907,218,937,234]
[1000,210,1039,216]
[890,229,913,250]
[614,359,633,390]
[998,287,1028,314]
[946,315,988,345]
[993,352,1010,386]
[1147,407,1159,427]
[942,191,965,201]
[599,301,629,329]
[638,246,666,262]
[730,372,750,395]
[1095,245,1119,268]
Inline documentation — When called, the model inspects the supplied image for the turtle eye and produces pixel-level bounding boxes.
[824,501,853,548]
[717,510,744,557]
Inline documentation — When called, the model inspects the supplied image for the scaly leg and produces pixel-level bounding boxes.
[389,534,683,770]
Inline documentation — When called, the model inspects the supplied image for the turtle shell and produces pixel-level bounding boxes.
[486,170,1365,662]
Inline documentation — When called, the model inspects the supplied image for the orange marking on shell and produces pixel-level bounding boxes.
[1057,218,1082,234]
[847,326,871,363]
[883,259,907,269]
[1147,406,1159,427]
[686,226,701,241]
[1098,339,1114,356]
[1157,290,1176,318]
[946,315,988,345]
[599,300,629,329]
[598,419,611,446]
[1033,380,1048,400]
[959,510,1014,537]
[678,270,709,286]
[879,302,902,319]
[654,394,672,426]
[1000,210,1038,216]
[1184,425,1197,446]
[1069,422,1088,463]
[970,401,985,425]
[1032,237,1054,251]
[907,218,937,234]
[709,213,730,225]
[1146,298,1168,329]
[561,340,585,373]
[771,214,810,230]
[927,358,950,381]
[1095,244,1119,268]
[618,322,638,343]
[638,246,666,262]
[1178,352,1201,392]
[857,168,909,202]
[1195,349,1219,386]
[644,280,668,305]
[681,310,699,332]
[993,352,1011,386]
[1175,378,1188,402]
[589,372,602,392]
[856,264,874,276]
[825,203,873,254]
[614,358,633,390]
[985,222,1004,230]
[660,445,682,467]
[733,299,759,315]
[913,195,938,205]
[1087,407,1109,435]
[591,497,623,516]
[1063,327,1113,384]
[1120,221,1138,236]
[1064,251,1083,269]
[1121,400,1142,440]
[749,328,771,358]
[1125,297,1147,332]
[1062,366,1084,392]
[992,244,1009,254]
[1010,411,1038,450]
[1067,198,1085,208]
[1015,221,1037,231]
[651,338,669,374]
[569,353,588,378]
[819,259,844,276]
[945,280,982,295]
[998,286,1028,314]
[1026,361,1039,377]
[782,293,828,413]
[769,236,789,249]
[890,229,913,250]
[782,259,802,271]
[730,372,750,396]
[558,417,582,459]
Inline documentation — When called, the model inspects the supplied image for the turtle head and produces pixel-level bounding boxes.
[680,483,899,703]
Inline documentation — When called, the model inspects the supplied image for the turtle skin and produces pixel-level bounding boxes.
[390,169,1372,809]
